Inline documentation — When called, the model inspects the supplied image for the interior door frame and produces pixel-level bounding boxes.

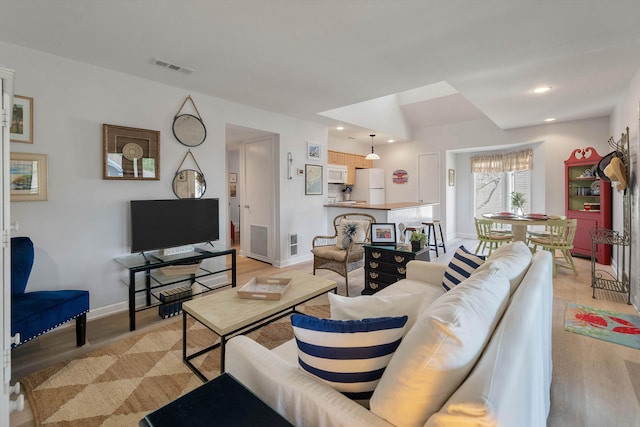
[1,66,16,424]
[241,135,277,264]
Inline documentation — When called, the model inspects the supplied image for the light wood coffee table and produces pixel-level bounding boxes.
[182,270,336,381]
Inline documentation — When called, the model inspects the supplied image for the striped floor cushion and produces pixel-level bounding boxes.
[291,314,407,400]
[442,245,486,291]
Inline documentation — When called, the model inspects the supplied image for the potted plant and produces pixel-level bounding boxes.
[409,231,427,251]
[510,191,526,216]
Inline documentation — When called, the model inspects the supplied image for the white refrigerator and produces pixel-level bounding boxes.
[352,168,386,205]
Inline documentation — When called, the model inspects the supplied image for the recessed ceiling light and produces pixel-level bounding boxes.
[544,117,556,122]
[388,139,395,143]
[533,86,552,94]
[336,126,344,130]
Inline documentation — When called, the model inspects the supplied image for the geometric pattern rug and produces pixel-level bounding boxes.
[564,303,640,350]
[18,304,329,426]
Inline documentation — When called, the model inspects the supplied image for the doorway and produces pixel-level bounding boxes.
[225,124,277,264]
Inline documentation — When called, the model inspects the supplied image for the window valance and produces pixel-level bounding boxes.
[471,148,533,173]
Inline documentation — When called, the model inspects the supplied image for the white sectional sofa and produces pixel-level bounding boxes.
[227,242,554,427]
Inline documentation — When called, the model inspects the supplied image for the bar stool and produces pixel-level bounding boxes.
[422,219,446,257]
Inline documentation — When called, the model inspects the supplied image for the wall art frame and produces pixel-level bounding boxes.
[10,95,34,143]
[307,141,321,161]
[305,164,323,195]
[10,152,48,201]
[103,124,160,180]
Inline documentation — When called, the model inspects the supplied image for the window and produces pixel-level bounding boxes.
[474,170,531,216]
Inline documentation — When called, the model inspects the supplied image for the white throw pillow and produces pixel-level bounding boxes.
[474,240,532,294]
[336,219,369,249]
[329,292,426,333]
[369,268,510,427]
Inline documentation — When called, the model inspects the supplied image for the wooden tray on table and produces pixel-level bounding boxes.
[237,276,292,300]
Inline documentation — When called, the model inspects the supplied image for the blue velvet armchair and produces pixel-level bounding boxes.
[11,237,90,348]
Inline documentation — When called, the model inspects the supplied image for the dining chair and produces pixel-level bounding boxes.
[528,218,578,276]
[474,218,513,255]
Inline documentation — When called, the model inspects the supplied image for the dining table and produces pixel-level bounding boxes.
[482,213,560,242]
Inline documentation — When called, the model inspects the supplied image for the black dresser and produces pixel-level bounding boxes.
[362,245,431,295]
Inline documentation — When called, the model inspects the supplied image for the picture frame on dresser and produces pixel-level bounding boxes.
[371,223,397,245]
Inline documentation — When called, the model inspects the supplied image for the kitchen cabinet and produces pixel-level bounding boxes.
[564,147,612,264]
[356,155,373,168]
[328,150,345,165]
[344,154,356,185]
[327,150,371,186]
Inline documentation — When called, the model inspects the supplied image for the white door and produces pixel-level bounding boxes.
[418,153,441,219]
[243,137,275,263]
[1,67,22,424]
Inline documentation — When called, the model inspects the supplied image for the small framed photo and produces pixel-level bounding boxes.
[307,141,321,160]
[10,152,48,201]
[371,223,397,245]
[229,183,237,198]
[448,169,455,186]
[305,164,323,195]
[229,173,237,183]
[11,95,34,144]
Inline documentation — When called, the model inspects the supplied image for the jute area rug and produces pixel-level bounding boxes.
[19,304,329,427]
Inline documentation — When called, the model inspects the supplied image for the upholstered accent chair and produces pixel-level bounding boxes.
[11,237,90,348]
[311,213,376,296]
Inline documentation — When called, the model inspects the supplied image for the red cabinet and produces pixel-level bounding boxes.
[564,147,612,264]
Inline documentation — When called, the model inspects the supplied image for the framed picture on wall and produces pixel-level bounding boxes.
[10,152,48,201]
[305,164,323,195]
[103,124,160,180]
[10,95,34,144]
[307,142,321,160]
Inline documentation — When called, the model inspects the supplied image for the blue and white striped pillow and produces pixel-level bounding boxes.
[442,245,486,291]
[291,314,407,400]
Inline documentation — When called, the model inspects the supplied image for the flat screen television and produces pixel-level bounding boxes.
[130,198,219,253]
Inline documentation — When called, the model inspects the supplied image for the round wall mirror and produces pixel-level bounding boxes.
[173,114,206,147]
[173,169,206,199]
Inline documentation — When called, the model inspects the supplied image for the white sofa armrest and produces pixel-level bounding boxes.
[226,335,393,427]
[405,260,447,284]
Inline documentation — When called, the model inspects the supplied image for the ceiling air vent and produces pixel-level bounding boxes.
[152,57,195,75]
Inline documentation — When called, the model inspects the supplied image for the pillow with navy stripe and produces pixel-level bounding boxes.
[291,314,407,401]
[442,245,486,292]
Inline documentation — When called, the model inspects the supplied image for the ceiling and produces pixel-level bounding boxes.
[2,1,640,145]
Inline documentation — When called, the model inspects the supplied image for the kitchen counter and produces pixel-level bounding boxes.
[324,201,440,240]
[323,201,437,211]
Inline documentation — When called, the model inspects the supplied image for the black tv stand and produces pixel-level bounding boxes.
[115,246,236,331]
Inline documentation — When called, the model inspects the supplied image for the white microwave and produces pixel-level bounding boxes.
[327,165,348,184]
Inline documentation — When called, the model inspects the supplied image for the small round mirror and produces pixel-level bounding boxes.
[173,169,206,199]
[173,114,206,147]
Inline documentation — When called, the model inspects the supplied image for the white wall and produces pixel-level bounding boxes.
[610,68,640,309]
[3,41,327,314]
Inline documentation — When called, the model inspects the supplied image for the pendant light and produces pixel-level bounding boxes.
[365,134,380,160]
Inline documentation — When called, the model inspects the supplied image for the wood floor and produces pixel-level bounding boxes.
[10,239,640,427]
